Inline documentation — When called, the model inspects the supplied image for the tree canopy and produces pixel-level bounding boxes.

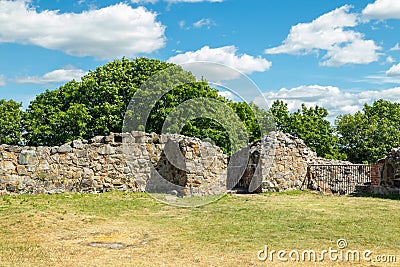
[0,99,23,145]
[335,99,400,163]
[24,58,177,146]
[270,100,344,160]
[22,57,269,154]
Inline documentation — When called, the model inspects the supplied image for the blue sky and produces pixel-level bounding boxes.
[1,0,400,121]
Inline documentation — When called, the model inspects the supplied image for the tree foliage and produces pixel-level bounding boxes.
[336,99,400,163]
[22,58,271,154]
[4,57,400,164]
[0,99,23,145]
[9,57,400,163]
[24,58,177,146]
[270,100,344,159]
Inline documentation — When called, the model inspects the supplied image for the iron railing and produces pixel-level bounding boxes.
[308,164,370,195]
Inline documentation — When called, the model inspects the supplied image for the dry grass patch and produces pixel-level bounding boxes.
[0,191,399,266]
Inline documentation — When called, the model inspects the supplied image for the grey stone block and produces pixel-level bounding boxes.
[19,150,37,165]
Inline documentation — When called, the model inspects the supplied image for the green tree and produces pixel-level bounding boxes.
[23,82,91,146]
[0,99,23,145]
[336,99,400,163]
[24,57,273,154]
[24,58,276,153]
[270,100,344,159]
[228,102,275,143]
[24,58,179,146]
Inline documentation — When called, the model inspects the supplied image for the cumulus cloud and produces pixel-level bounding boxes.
[0,1,165,59]
[263,85,400,121]
[16,67,87,84]
[264,5,381,66]
[193,18,216,29]
[0,75,5,86]
[390,43,400,51]
[362,0,400,19]
[386,63,400,76]
[168,46,272,80]
[321,39,381,66]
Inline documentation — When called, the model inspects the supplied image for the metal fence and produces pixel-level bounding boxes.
[308,164,371,195]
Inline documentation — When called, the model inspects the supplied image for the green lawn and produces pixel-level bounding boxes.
[0,190,399,266]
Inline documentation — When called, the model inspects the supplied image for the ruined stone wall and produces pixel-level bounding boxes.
[1,130,370,196]
[364,149,400,195]
[264,132,356,192]
[0,132,227,196]
[236,131,354,193]
[259,131,316,192]
[379,148,400,188]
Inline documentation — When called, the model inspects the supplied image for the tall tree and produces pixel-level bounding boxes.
[336,99,400,163]
[24,58,180,146]
[0,99,23,145]
[228,101,275,143]
[270,100,344,159]
[23,82,92,146]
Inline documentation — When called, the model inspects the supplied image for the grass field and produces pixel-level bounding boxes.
[0,190,399,266]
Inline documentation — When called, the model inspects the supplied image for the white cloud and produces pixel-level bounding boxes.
[363,74,400,84]
[386,63,400,76]
[165,0,222,2]
[0,75,5,86]
[321,39,381,66]
[131,0,158,3]
[218,91,235,100]
[179,20,186,28]
[168,46,272,80]
[264,5,381,66]
[179,18,216,30]
[16,67,87,84]
[386,56,395,63]
[193,18,216,29]
[263,85,400,121]
[265,5,358,53]
[390,43,400,51]
[0,1,165,59]
[362,0,400,19]
[132,0,222,3]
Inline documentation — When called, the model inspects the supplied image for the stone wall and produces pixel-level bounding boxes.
[233,131,355,193]
[379,148,400,187]
[363,149,400,195]
[0,132,227,196]
[0,130,373,196]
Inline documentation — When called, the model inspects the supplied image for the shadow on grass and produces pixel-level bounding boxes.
[260,189,400,200]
